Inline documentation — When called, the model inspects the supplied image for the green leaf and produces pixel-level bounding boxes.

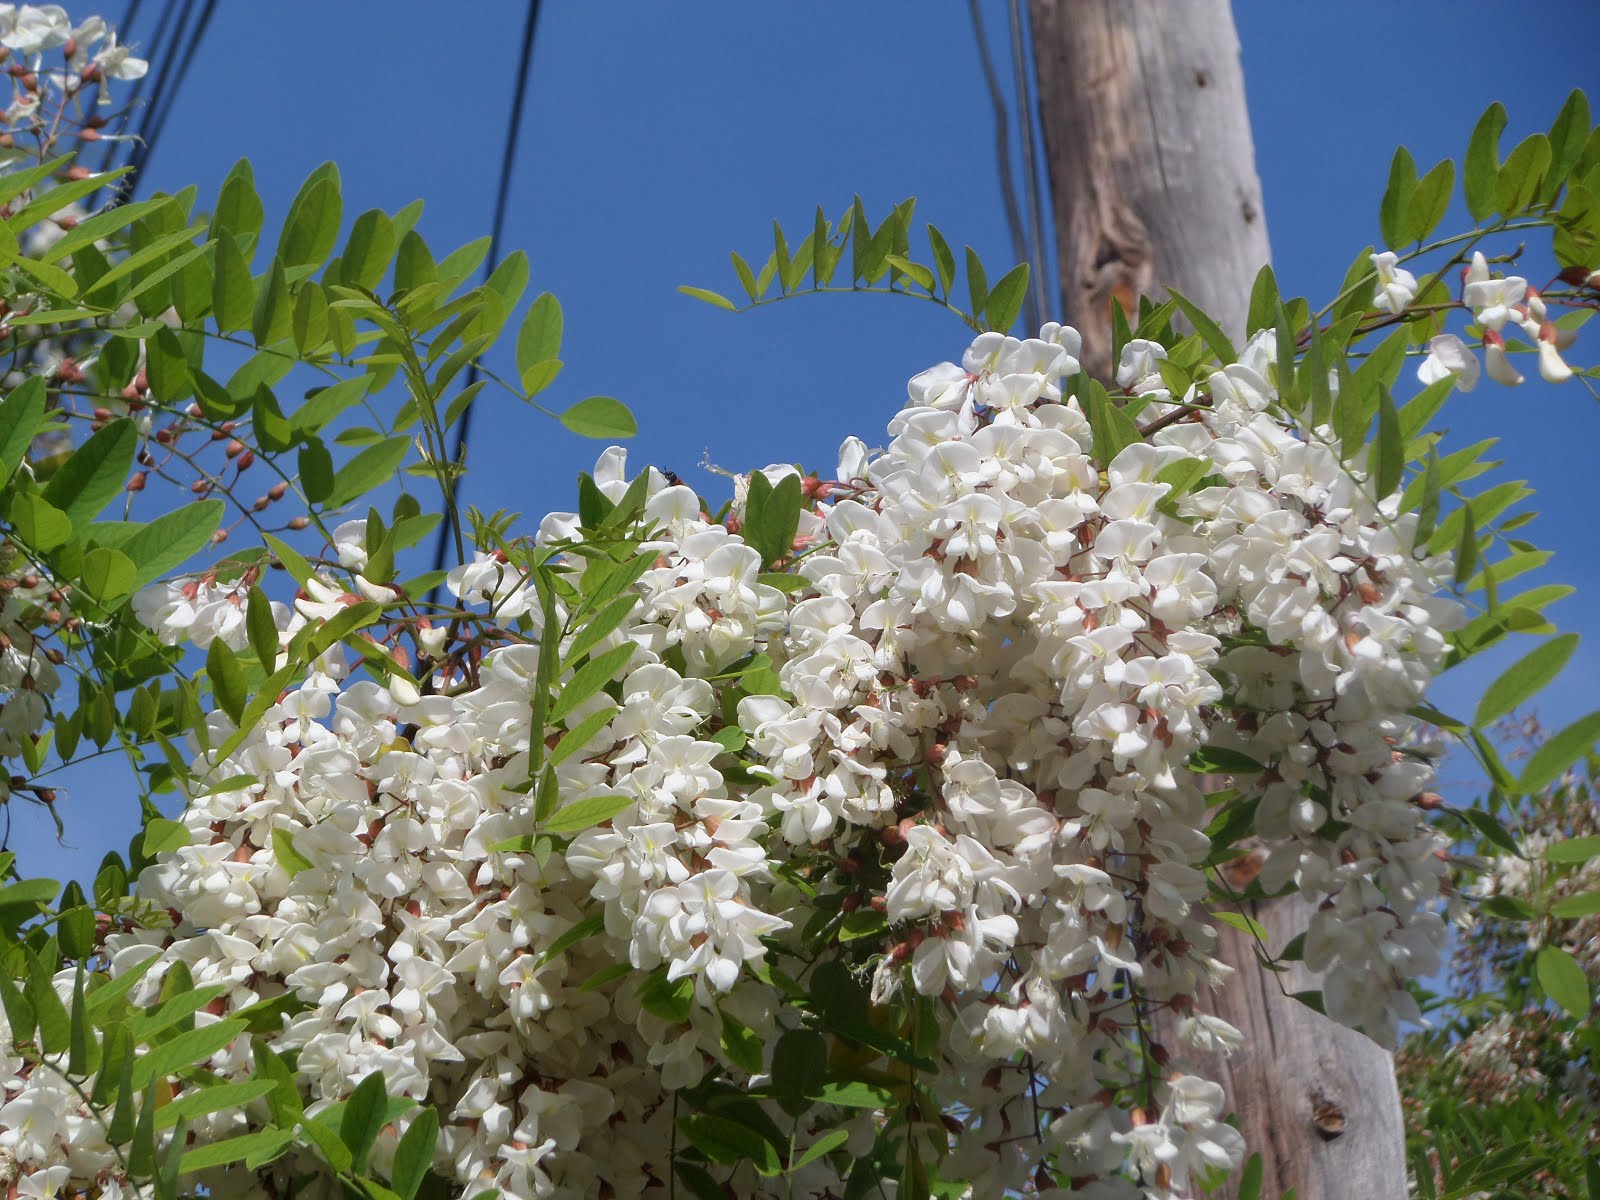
[43,417,136,523]
[253,1041,305,1129]
[1547,835,1600,864]
[1238,1153,1264,1200]
[339,209,397,291]
[179,1127,294,1174]
[207,636,247,723]
[1083,379,1140,464]
[744,471,804,569]
[1552,892,1600,919]
[306,600,382,659]
[983,262,1029,332]
[130,1017,248,1089]
[23,947,68,1049]
[78,545,136,604]
[770,1028,827,1114]
[549,641,636,723]
[252,257,291,346]
[116,492,220,588]
[564,593,639,665]
[927,224,956,298]
[1465,102,1508,221]
[158,1079,278,1130]
[543,792,633,836]
[279,165,343,270]
[293,281,330,353]
[1475,634,1579,726]
[678,285,736,310]
[679,1113,781,1174]
[262,531,314,587]
[272,827,315,879]
[637,968,693,1023]
[1535,945,1592,1018]
[212,232,256,332]
[341,1070,389,1170]
[550,705,619,767]
[211,159,265,248]
[1379,145,1418,248]
[1372,384,1402,500]
[1454,504,1478,587]
[1189,746,1266,774]
[299,440,334,505]
[719,1012,763,1074]
[791,1129,850,1172]
[533,914,605,969]
[516,292,562,388]
[326,436,411,509]
[298,1110,353,1172]
[1461,807,1523,858]
[392,229,436,296]
[1166,286,1235,364]
[1519,710,1600,794]
[1495,133,1552,216]
[6,491,71,552]
[1211,909,1269,942]
[810,1081,892,1108]
[1479,893,1535,921]
[0,375,46,484]
[1246,264,1279,336]
[558,396,636,440]
[391,1107,440,1200]
[964,245,988,316]
[292,375,374,436]
[1406,158,1455,244]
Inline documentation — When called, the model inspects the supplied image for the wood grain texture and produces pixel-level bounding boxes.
[1174,891,1409,1199]
[1028,4,1408,1196]
[1028,0,1271,379]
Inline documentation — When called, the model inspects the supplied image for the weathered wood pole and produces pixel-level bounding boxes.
[1027,4,1408,1196]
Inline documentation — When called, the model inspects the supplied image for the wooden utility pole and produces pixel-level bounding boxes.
[1026,3,1408,1197]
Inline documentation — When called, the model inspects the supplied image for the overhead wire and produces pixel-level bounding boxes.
[967,0,1036,332]
[1007,0,1050,329]
[85,0,183,202]
[121,0,215,194]
[427,0,544,588]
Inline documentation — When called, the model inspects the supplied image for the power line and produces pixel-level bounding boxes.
[428,0,544,586]
[122,0,215,193]
[1007,0,1050,329]
[86,0,182,203]
[967,0,1038,334]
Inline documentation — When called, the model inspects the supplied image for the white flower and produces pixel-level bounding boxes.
[0,4,70,54]
[1370,251,1417,314]
[1415,334,1480,391]
[1483,331,1524,386]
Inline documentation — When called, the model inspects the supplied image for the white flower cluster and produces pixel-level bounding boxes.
[1407,250,1582,390]
[0,4,146,122]
[4,324,1468,1198]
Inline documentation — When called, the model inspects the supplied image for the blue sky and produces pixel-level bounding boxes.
[12,3,1600,882]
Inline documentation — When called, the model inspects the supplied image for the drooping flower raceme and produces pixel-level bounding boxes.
[2,320,1468,1199]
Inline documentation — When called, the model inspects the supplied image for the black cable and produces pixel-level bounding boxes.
[967,0,1032,324]
[1008,0,1049,332]
[117,0,189,173]
[427,0,543,586]
[123,0,215,194]
[85,0,180,204]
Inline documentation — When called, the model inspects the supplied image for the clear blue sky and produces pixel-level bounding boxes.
[13,2,1600,881]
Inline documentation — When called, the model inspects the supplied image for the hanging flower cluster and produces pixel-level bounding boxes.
[1408,250,1588,390]
[0,319,1462,1199]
